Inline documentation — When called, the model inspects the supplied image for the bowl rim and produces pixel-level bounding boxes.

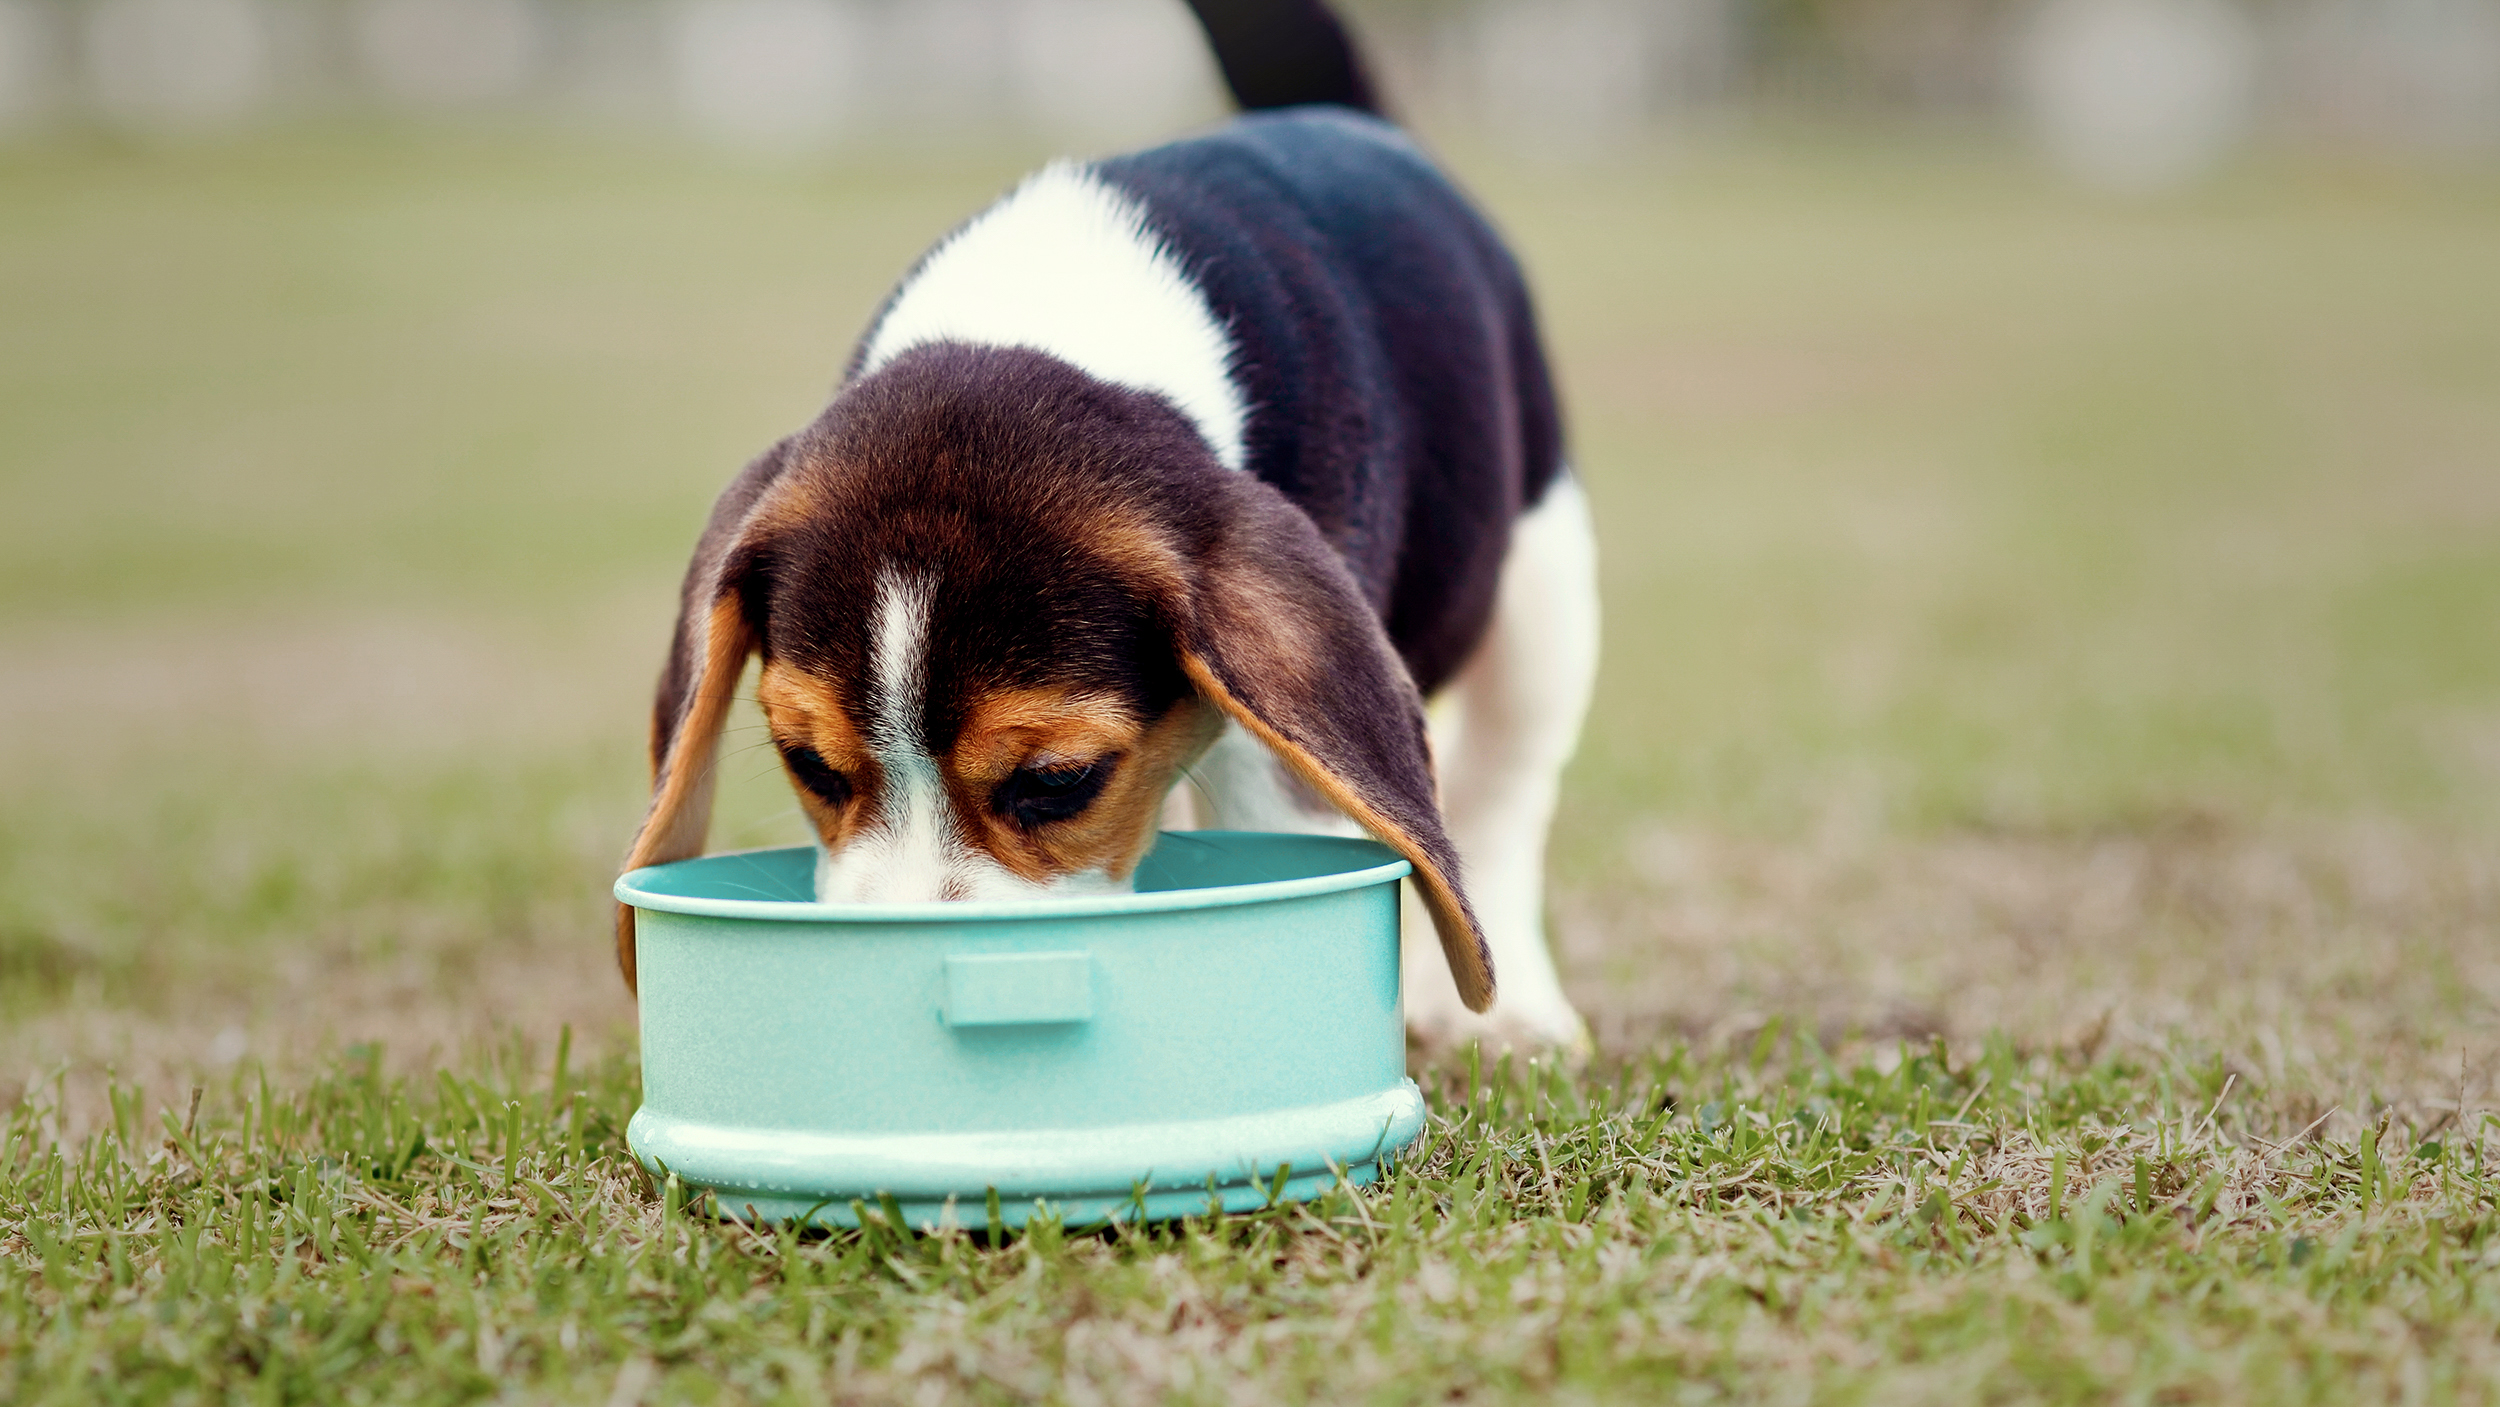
[616,832,1412,924]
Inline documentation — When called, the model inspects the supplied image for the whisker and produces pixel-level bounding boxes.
[1176,761,1221,819]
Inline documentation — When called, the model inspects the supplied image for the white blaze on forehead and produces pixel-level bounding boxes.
[858,162,1249,473]
[867,566,935,751]
[820,568,954,902]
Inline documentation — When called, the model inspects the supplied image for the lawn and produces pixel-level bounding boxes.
[3,124,2499,1402]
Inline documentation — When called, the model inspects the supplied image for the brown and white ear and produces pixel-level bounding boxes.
[1173,480,1499,1013]
[614,441,792,993]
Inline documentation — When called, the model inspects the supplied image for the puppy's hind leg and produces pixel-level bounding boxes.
[1403,474,1600,1054]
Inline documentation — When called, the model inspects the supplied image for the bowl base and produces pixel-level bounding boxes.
[629,1082,1427,1232]
[699,1161,1383,1231]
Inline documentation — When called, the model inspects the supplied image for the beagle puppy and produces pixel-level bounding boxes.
[616,0,1599,1050]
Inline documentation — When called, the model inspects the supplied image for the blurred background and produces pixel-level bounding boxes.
[3,0,2496,1123]
[0,0,2496,174]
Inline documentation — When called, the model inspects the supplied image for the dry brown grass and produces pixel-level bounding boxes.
[1563,815,2500,1142]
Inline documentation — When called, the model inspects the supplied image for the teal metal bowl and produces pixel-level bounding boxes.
[617,830,1425,1229]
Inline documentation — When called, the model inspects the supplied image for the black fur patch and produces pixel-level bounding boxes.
[1179,0,1382,115]
[1092,107,1564,695]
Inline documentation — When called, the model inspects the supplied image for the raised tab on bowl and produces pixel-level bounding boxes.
[944,951,1092,1027]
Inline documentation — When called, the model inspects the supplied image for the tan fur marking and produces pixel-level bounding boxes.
[755,660,880,843]
[952,687,1139,783]
[949,686,1219,885]
[616,595,754,992]
[745,468,827,532]
[1082,508,1190,601]
[1177,651,1498,1012]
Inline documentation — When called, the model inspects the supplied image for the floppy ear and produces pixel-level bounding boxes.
[614,441,792,993]
[1173,479,1499,1013]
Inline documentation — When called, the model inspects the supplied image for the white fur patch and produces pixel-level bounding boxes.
[866,566,935,753]
[817,568,955,902]
[858,163,1249,473]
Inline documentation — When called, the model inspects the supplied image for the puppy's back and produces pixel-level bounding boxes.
[1096,110,1564,695]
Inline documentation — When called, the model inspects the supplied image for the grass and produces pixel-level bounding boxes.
[3,124,2499,1400]
[11,1037,2500,1402]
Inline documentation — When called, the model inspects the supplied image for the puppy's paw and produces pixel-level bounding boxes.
[1405,994,1592,1064]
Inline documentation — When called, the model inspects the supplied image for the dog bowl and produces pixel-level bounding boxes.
[617,831,1426,1229]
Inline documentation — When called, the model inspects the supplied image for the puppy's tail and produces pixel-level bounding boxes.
[1179,0,1384,116]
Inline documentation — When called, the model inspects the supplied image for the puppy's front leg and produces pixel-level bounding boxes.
[1401,476,1600,1055]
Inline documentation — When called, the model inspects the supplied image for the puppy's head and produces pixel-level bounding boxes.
[616,345,1496,1010]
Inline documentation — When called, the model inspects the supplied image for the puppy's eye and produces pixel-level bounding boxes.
[779,744,852,807]
[993,758,1112,828]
